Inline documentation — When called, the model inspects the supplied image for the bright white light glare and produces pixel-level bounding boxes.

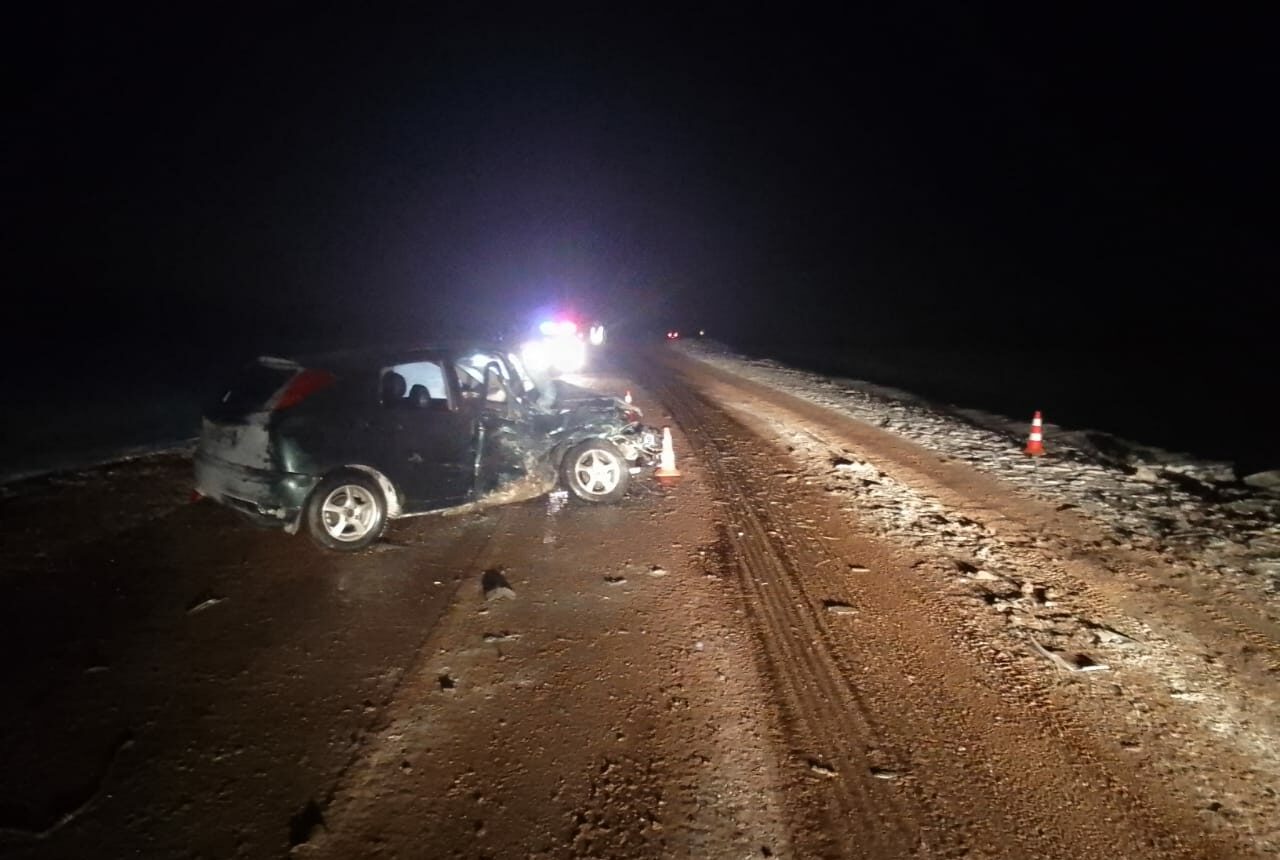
[521,341,549,372]
[539,319,577,337]
[699,329,705,336]
[550,336,586,371]
[523,335,585,373]
[589,324,605,346]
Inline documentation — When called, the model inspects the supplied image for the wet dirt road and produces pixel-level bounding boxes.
[0,352,1273,858]
[0,455,500,857]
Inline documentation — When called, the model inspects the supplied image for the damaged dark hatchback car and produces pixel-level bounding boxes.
[194,344,663,550]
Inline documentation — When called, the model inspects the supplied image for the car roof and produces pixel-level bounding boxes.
[260,342,511,373]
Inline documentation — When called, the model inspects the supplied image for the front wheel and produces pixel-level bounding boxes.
[561,439,630,503]
[305,470,388,551]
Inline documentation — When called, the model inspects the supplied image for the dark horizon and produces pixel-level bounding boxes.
[4,6,1277,468]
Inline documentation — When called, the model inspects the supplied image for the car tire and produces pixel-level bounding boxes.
[561,439,630,503]
[304,470,388,551]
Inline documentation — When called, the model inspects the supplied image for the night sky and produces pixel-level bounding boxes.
[6,6,1276,370]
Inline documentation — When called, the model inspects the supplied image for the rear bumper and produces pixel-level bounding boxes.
[194,452,320,527]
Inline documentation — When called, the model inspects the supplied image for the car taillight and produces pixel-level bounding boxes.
[274,369,336,410]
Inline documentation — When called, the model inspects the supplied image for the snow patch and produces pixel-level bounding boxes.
[680,340,1280,595]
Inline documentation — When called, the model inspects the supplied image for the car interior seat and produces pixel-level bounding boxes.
[408,382,451,412]
[382,371,407,405]
[408,383,431,408]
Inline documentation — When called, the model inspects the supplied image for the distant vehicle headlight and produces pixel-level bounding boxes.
[589,324,605,346]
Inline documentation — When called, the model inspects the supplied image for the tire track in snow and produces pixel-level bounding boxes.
[651,373,931,857]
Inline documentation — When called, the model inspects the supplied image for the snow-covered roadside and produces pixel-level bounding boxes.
[678,340,1280,599]
[676,340,1280,850]
[0,440,198,493]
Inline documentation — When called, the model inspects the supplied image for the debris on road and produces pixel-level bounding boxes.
[1028,637,1109,674]
[482,567,517,601]
[1083,621,1140,647]
[287,799,325,848]
[185,596,226,615]
[807,759,837,778]
[482,632,521,643]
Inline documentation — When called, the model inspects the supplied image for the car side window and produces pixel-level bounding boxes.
[382,361,452,412]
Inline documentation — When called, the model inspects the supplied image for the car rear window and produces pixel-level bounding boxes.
[209,361,297,420]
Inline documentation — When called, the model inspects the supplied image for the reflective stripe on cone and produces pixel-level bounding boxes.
[1025,411,1045,456]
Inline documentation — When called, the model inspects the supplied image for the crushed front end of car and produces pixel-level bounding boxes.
[469,373,663,507]
[545,394,662,471]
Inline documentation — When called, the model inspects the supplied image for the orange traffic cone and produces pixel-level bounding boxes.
[1025,411,1045,456]
[624,390,632,405]
[654,427,682,484]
